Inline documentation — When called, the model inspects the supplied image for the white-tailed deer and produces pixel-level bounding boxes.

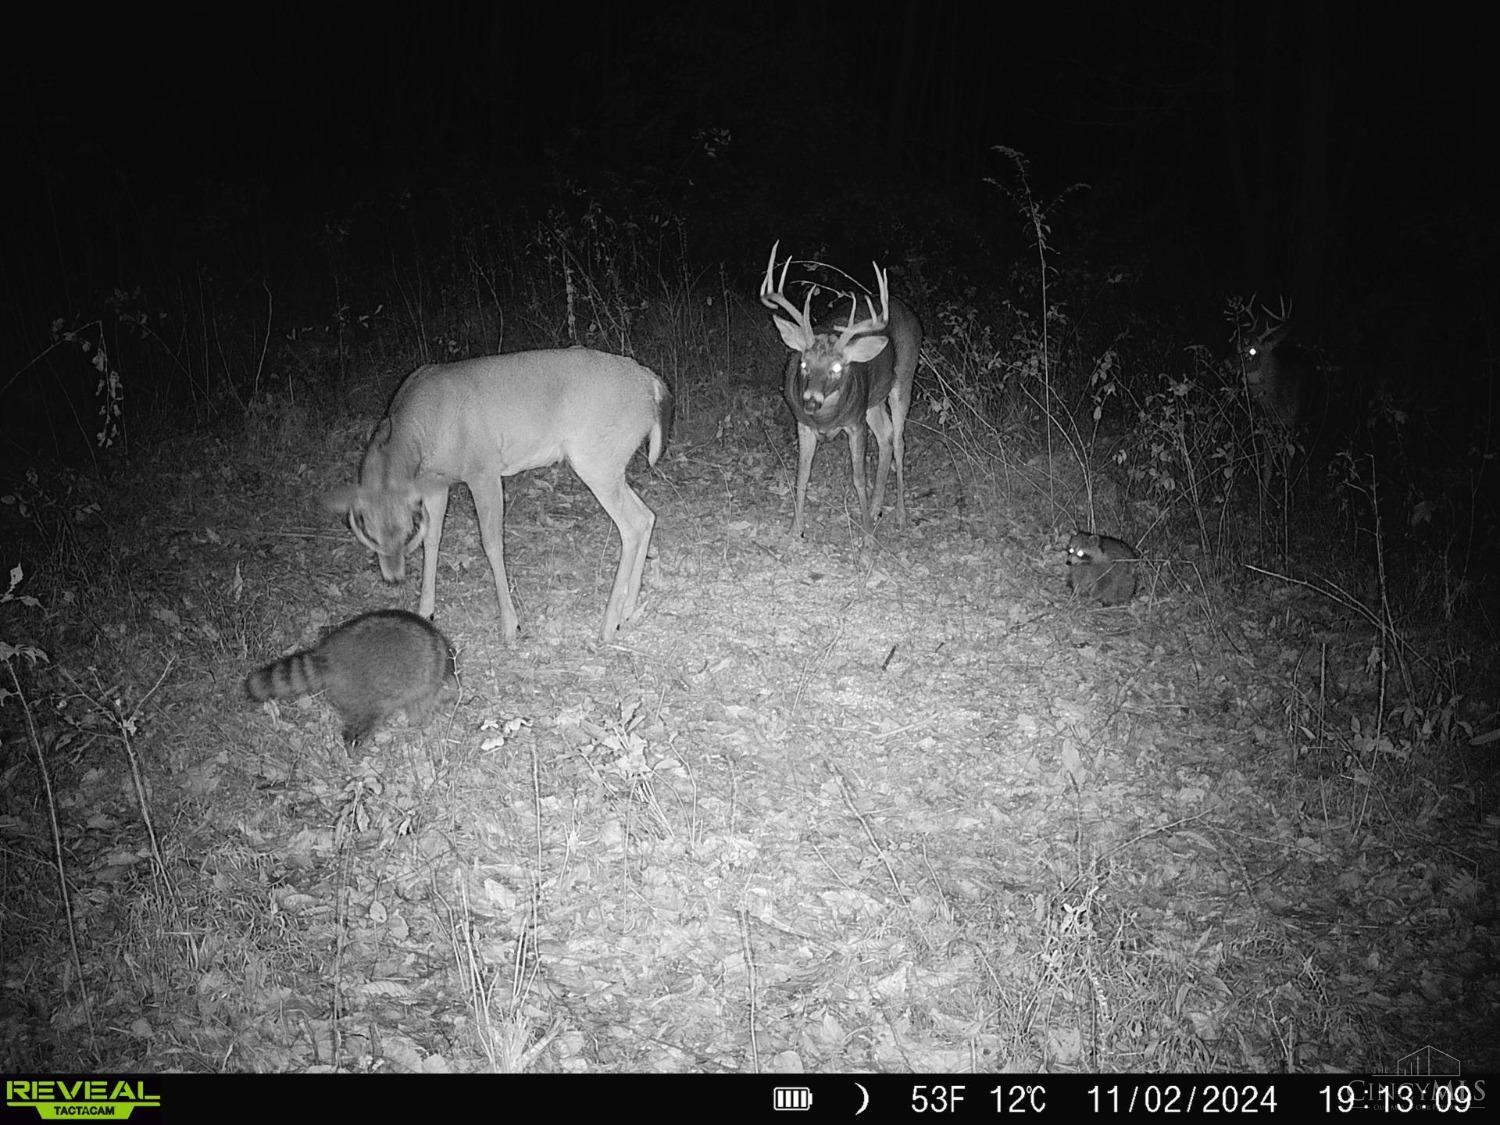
[324,350,671,644]
[759,241,923,543]
[1241,314,1320,487]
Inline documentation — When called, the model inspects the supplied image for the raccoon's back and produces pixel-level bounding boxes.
[245,610,457,742]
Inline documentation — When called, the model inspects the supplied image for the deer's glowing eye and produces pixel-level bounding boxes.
[831,363,843,375]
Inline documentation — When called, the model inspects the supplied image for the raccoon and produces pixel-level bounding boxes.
[245,609,458,746]
[1066,532,1139,606]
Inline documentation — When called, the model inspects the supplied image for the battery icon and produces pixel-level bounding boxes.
[773,1086,813,1110]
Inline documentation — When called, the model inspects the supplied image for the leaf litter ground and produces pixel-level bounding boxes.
[1,388,1494,1074]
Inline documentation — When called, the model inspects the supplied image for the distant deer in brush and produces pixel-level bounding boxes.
[759,241,923,543]
[1240,309,1321,487]
[323,350,672,645]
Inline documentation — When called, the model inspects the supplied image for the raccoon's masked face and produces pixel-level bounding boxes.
[350,489,426,583]
[1066,534,1100,565]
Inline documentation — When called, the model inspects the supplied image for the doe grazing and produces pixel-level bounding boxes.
[324,350,672,644]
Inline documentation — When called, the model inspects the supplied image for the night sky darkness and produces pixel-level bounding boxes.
[2,2,1493,435]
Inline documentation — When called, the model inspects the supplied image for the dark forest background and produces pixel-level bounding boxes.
[1,0,1495,604]
[6,3,1491,372]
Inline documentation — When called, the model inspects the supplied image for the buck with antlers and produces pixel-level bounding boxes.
[759,241,923,543]
[1240,306,1322,488]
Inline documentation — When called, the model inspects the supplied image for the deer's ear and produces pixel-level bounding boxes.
[773,316,811,351]
[844,335,890,364]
